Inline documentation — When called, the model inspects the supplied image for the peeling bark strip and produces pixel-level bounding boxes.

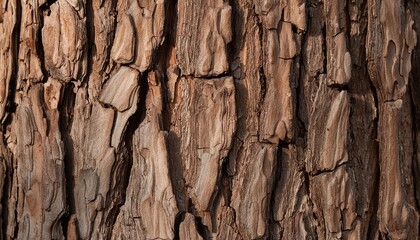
[0,0,419,239]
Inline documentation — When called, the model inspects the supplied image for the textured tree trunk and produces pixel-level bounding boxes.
[0,0,419,239]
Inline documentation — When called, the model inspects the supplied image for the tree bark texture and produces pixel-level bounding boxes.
[0,0,420,239]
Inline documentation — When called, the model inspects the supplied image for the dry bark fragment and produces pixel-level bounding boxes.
[324,0,351,86]
[367,1,419,239]
[87,0,116,100]
[114,0,166,72]
[9,83,66,240]
[257,0,305,143]
[377,98,419,239]
[176,0,232,77]
[169,76,236,219]
[306,78,350,174]
[17,0,44,89]
[272,145,316,239]
[0,0,17,122]
[112,71,177,240]
[42,0,87,82]
[231,142,277,239]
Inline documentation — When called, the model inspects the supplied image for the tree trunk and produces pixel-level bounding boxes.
[0,0,419,239]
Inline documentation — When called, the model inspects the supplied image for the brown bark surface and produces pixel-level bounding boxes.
[0,0,419,239]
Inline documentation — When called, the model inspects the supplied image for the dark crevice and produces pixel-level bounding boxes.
[104,143,131,236]
[268,141,287,238]
[0,149,13,240]
[153,0,178,132]
[367,71,379,123]
[366,29,381,238]
[104,71,149,235]
[2,0,21,238]
[383,98,402,104]
[58,0,96,234]
[220,147,235,207]
[180,72,232,80]
[0,138,14,240]
[407,0,420,212]
[226,0,241,65]
[58,84,76,238]
[160,70,174,132]
[154,0,190,227]
[409,86,420,210]
[0,4,3,23]
[303,170,311,196]
[366,139,380,239]
[366,168,380,238]
[321,19,327,75]
[173,211,186,240]
[103,1,119,79]
[130,71,149,143]
[328,83,350,91]
[411,99,420,210]
[206,139,237,234]
[345,0,352,51]
[152,0,177,70]
[258,67,267,113]
[408,16,420,210]
[194,215,211,240]
[310,161,349,177]
[183,198,212,238]
[166,132,188,213]
[39,0,58,12]
[37,1,53,84]
[295,26,308,141]
[84,0,95,86]
[255,9,266,112]
[3,0,20,117]
[291,24,298,34]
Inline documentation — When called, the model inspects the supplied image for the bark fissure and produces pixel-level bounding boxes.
[58,84,76,238]
[36,3,50,84]
[2,0,21,238]
[85,0,95,86]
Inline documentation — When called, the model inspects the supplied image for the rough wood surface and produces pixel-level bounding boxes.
[0,0,419,239]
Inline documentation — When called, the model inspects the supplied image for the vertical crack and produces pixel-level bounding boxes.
[152,0,192,237]
[39,0,58,10]
[84,0,95,85]
[38,1,57,83]
[56,0,92,235]
[366,23,381,238]
[173,211,185,240]
[258,66,267,114]
[1,0,21,238]
[366,87,380,237]
[321,22,327,76]
[0,1,3,24]
[366,149,380,238]
[104,71,149,235]
[194,215,211,239]
[58,84,76,238]
[408,2,420,211]
[295,27,309,141]
[255,10,266,113]
[226,0,241,65]
[268,142,285,238]
[411,77,420,212]
[153,0,178,131]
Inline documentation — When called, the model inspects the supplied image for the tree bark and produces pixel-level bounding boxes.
[0,0,419,239]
